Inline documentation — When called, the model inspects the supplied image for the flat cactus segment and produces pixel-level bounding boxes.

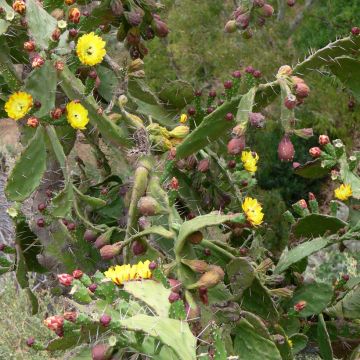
[158,80,194,110]
[5,126,47,201]
[26,0,57,49]
[226,257,255,296]
[292,214,347,238]
[294,159,329,179]
[317,313,333,360]
[123,280,171,318]
[339,154,360,199]
[287,282,333,317]
[274,237,329,274]
[327,284,360,319]
[120,314,197,360]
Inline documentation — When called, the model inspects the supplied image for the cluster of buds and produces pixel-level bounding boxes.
[224,1,274,39]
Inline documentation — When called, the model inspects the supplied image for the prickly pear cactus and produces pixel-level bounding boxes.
[0,1,359,359]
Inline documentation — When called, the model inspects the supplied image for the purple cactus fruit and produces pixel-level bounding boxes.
[249,112,265,128]
[84,229,97,243]
[278,135,295,162]
[100,314,111,327]
[168,292,181,303]
[89,283,97,293]
[284,94,297,110]
[227,137,246,155]
[236,13,250,30]
[149,261,157,270]
[225,112,234,121]
[132,240,146,255]
[91,344,111,360]
[260,3,274,17]
[168,279,182,293]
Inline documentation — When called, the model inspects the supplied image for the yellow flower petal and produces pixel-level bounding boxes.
[242,196,264,226]
[66,101,89,129]
[334,184,352,201]
[76,32,106,66]
[5,91,33,120]
[241,150,259,173]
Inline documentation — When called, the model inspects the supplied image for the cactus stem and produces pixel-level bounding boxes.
[200,240,235,260]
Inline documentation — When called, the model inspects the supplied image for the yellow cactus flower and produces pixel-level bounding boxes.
[104,260,152,286]
[334,184,352,201]
[180,113,188,123]
[76,32,106,66]
[66,101,89,129]
[241,150,259,173]
[242,196,264,226]
[169,125,189,139]
[287,338,293,348]
[5,91,33,120]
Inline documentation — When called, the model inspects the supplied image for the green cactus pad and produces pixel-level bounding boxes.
[5,126,47,201]
[226,257,255,296]
[292,214,347,238]
[317,313,333,360]
[294,159,329,179]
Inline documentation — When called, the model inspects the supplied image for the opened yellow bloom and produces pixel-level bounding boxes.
[5,91,33,120]
[76,32,106,66]
[66,101,89,129]
[104,260,152,286]
[241,150,259,173]
[180,113,188,123]
[242,196,264,226]
[334,184,352,201]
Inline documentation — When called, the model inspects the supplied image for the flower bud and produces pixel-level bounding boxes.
[298,199,307,209]
[44,316,64,335]
[37,218,45,227]
[84,229,97,243]
[137,196,162,216]
[168,279,182,293]
[236,13,250,30]
[278,135,295,162]
[168,292,180,303]
[69,28,78,37]
[24,40,35,52]
[63,311,77,322]
[181,259,210,273]
[224,80,233,89]
[31,54,45,68]
[72,269,83,279]
[227,137,245,155]
[100,243,122,260]
[204,248,211,256]
[287,0,296,6]
[225,112,234,121]
[26,337,35,347]
[125,11,143,26]
[189,266,225,289]
[149,261,157,270]
[351,27,360,36]
[295,82,310,98]
[277,65,293,77]
[170,177,179,190]
[111,0,124,16]
[132,240,146,255]
[187,107,196,116]
[197,158,210,172]
[57,273,73,286]
[319,135,330,146]
[68,7,81,23]
[284,94,297,110]
[253,70,262,78]
[92,344,112,360]
[12,0,26,14]
[309,147,321,158]
[100,314,111,327]
[54,60,64,71]
[232,70,242,78]
[342,274,350,281]
[27,116,39,128]
[249,112,265,128]
[294,300,306,312]
[67,222,76,231]
[52,27,61,41]
[152,17,169,38]
[293,128,313,139]
[260,3,274,17]
[94,228,115,249]
[169,125,189,139]
[88,283,97,293]
[187,231,203,244]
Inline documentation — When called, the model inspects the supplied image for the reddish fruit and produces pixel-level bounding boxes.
[232,70,242,78]
[240,248,248,256]
[92,344,112,360]
[294,300,306,312]
[170,176,179,190]
[57,273,73,286]
[0,244,5,251]
[236,13,250,30]
[209,90,217,98]
[295,82,310,98]
[52,28,61,41]
[228,160,236,169]
[31,54,45,68]
[37,218,45,228]
[137,196,160,216]
[67,222,76,231]
[319,135,330,146]
[187,231,203,244]
[89,283,97,292]
[227,137,246,155]
[224,80,233,89]
[253,0,265,7]
[206,106,214,114]
[194,90,202,97]
[69,28,78,37]
[44,316,64,335]
[38,203,47,212]
[84,229,97,243]
[245,66,255,74]
[309,147,322,158]
[342,274,350,281]
[351,27,360,36]
[249,112,265,128]
[152,18,169,38]
[34,100,42,108]
[225,112,234,121]
[253,70,262,78]
[168,292,180,303]
[233,6,247,18]
[260,3,274,17]
[298,199,307,209]
[100,314,111,327]
[187,107,196,116]
[51,107,63,119]
[100,244,121,260]
[26,337,35,347]
[24,40,35,52]
[168,279,182,293]
[149,261,157,270]
[284,94,297,110]
[197,159,210,173]
[72,269,83,279]
[287,0,296,6]
[292,162,301,169]
[278,135,295,162]
[132,240,146,255]
[308,192,316,201]
[224,19,237,33]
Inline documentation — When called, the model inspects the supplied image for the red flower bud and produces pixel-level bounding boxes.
[309,147,321,158]
[298,199,307,209]
[319,135,330,146]
[54,61,64,71]
[149,261,157,270]
[287,0,296,6]
[187,107,196,116]
[308,192,316,201]
[224,80,233,89]
[27,116,39,128]
[37,218,45,228]
[72,269,83,279]
[253,70,262,78]
[342,274,350,281]
[232,70,242,78]
[57,273,73,286]
[294,300,306,312]
[52,28,61,41]
[92,344,112,360]
[278,135,295,162]
[197,159,210,173]
[69,7,81,23]
[132,240,146,255]
[84,229,97,243]
[170,176,179,190]
[168,292,180,303]
[351,27,360,36]
[26,337,35,347]
[24,40,35,52]
[152,17,169,38]
[245,66,255,74]
[31,54,45,69]
[100,314,111,327]
[236,13,250,30]
[63,311,77,322]
[88,283,97,292]
[295,82,310,98]
[44,315,64,334]
[51,107,63,119]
